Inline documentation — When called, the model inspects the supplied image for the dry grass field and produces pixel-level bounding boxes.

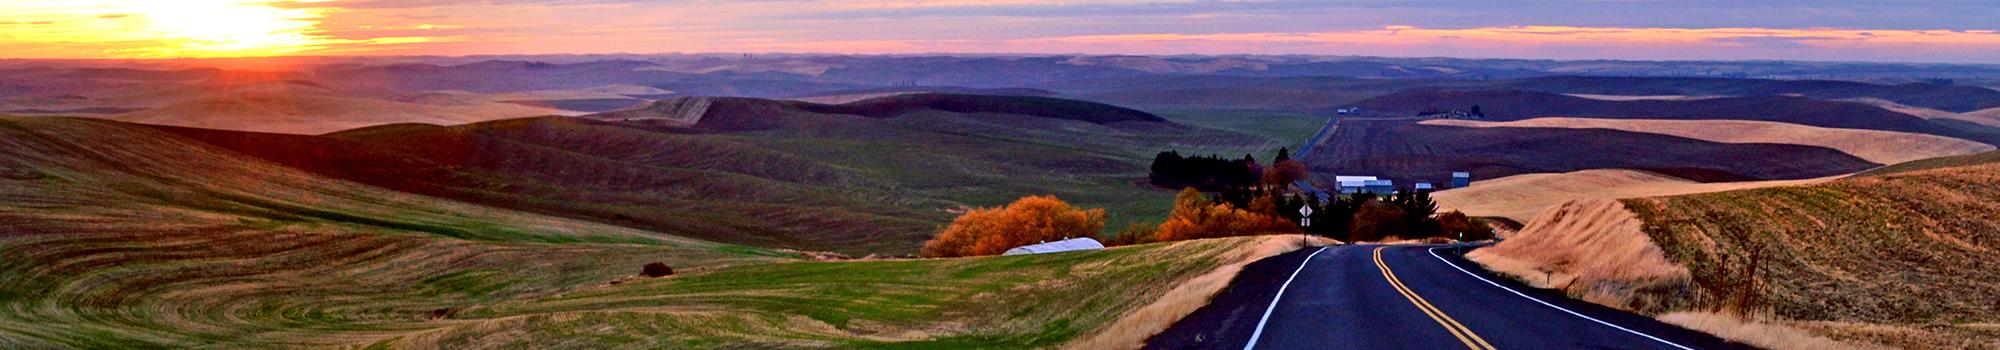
[1433,169,1835,221]
[1622,162,2000,349]
[1306,118,1876,184]
[1469,156,2000,349]
[1422,117,1993,165]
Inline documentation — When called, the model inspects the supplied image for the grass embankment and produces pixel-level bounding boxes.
[1622,162,2000,349]
[388,236,1286,349]
[1470,157,2000,349]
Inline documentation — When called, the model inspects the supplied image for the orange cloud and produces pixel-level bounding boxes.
[1017,25,2000,51]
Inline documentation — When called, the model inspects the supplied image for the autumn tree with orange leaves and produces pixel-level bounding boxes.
[922,195,1106,258]
[1154,188,1297,241]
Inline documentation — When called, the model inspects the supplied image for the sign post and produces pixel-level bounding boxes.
[1298,205,1314,246]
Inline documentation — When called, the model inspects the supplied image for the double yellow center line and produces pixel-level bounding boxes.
[1373,246,1497,350]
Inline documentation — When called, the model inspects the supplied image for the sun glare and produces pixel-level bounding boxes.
[118,1,326,56]
[0,0,337,58]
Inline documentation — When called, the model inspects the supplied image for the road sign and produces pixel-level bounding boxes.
[1298,206,1313,227]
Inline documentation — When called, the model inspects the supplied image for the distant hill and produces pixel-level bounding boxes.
[1422,117,1994,165]
[1505,76,2000,113]
[108,90,566,135]
[786,86,1059,104]
[170,94,1274,255]
[1302,119,1878,185]
[1351,89,2000,145]
[590,93,1174,132]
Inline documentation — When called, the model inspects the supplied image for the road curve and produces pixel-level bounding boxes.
[1143,243,1754,350]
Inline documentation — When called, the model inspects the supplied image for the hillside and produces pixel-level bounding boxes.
[168,94,1280,255]
[1352,89,2000,145]
[0,116,1299,348]
[1432,169,1831,221]
[1616,161,2000,348]
[0,116,778,348]
[1421,117,1994,164]
[1468,158,2000,349]
[1506,76,2000,113]
[594,93,1173,132]
[109,91,569,135]
[1302,118,1877,185]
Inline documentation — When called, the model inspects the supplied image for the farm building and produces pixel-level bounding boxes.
[1334,176,1396,194]
[1002,237,1105,256]
[1335,176,1376,194]
[1451,172,1471,188]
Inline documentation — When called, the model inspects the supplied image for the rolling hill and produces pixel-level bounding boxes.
[1301,118,1878,185]
[0,116,777,347]
[1432,169,1833,221]
[1504,76,2000,113]
[0,115,1296,348]
[1467,154,2000,349]
[1617,158,2000,348]
[1351,89,2000,145]
[112,90,569,135]
[160,94,1283,255]
[1421,117,1994,165]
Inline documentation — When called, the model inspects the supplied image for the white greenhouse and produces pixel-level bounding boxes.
[1002,237,1105,256]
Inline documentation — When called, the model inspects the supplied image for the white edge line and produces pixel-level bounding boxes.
[1243,246,1330,350]
[1426,247,1696,350]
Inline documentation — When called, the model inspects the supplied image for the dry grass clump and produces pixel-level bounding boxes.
[1657,312,1885,350]
[1464,198,1690,311]
[1069,236,1337,350]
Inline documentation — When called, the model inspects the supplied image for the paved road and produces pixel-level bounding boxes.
[1144,244,1754,350]
[1291,116,1338,201]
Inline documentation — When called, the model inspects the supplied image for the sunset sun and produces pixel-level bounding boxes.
[0,0,339,58]
[116,1,326,56]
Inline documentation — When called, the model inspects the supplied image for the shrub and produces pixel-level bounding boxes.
[641,262,674,277]
[1435,211,1495,241]
[1156,188,1293,241]
[921,195,1106,257]
[1349,199,1406,241]
[1106,223,1158,246]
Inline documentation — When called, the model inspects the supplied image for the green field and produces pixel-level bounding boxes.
[1152,109,1333,151]
[153,96,1314,255]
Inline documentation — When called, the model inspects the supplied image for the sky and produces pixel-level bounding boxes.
[3,0,1999,63]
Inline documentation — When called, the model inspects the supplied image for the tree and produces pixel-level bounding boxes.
[1106,223,1158,246]
[1155,188,1290,241]
[1435,211,1494,241]
[1274,147,1291,163]
[921,195,1106,257]
[1349,199,1406,242]
[1469,104,1484,117]
[1268,159,1309,188]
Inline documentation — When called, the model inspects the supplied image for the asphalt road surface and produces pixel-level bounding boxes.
[1145,243,1755,350]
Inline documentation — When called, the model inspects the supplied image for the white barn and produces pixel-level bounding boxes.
[1003,237,1105,256]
